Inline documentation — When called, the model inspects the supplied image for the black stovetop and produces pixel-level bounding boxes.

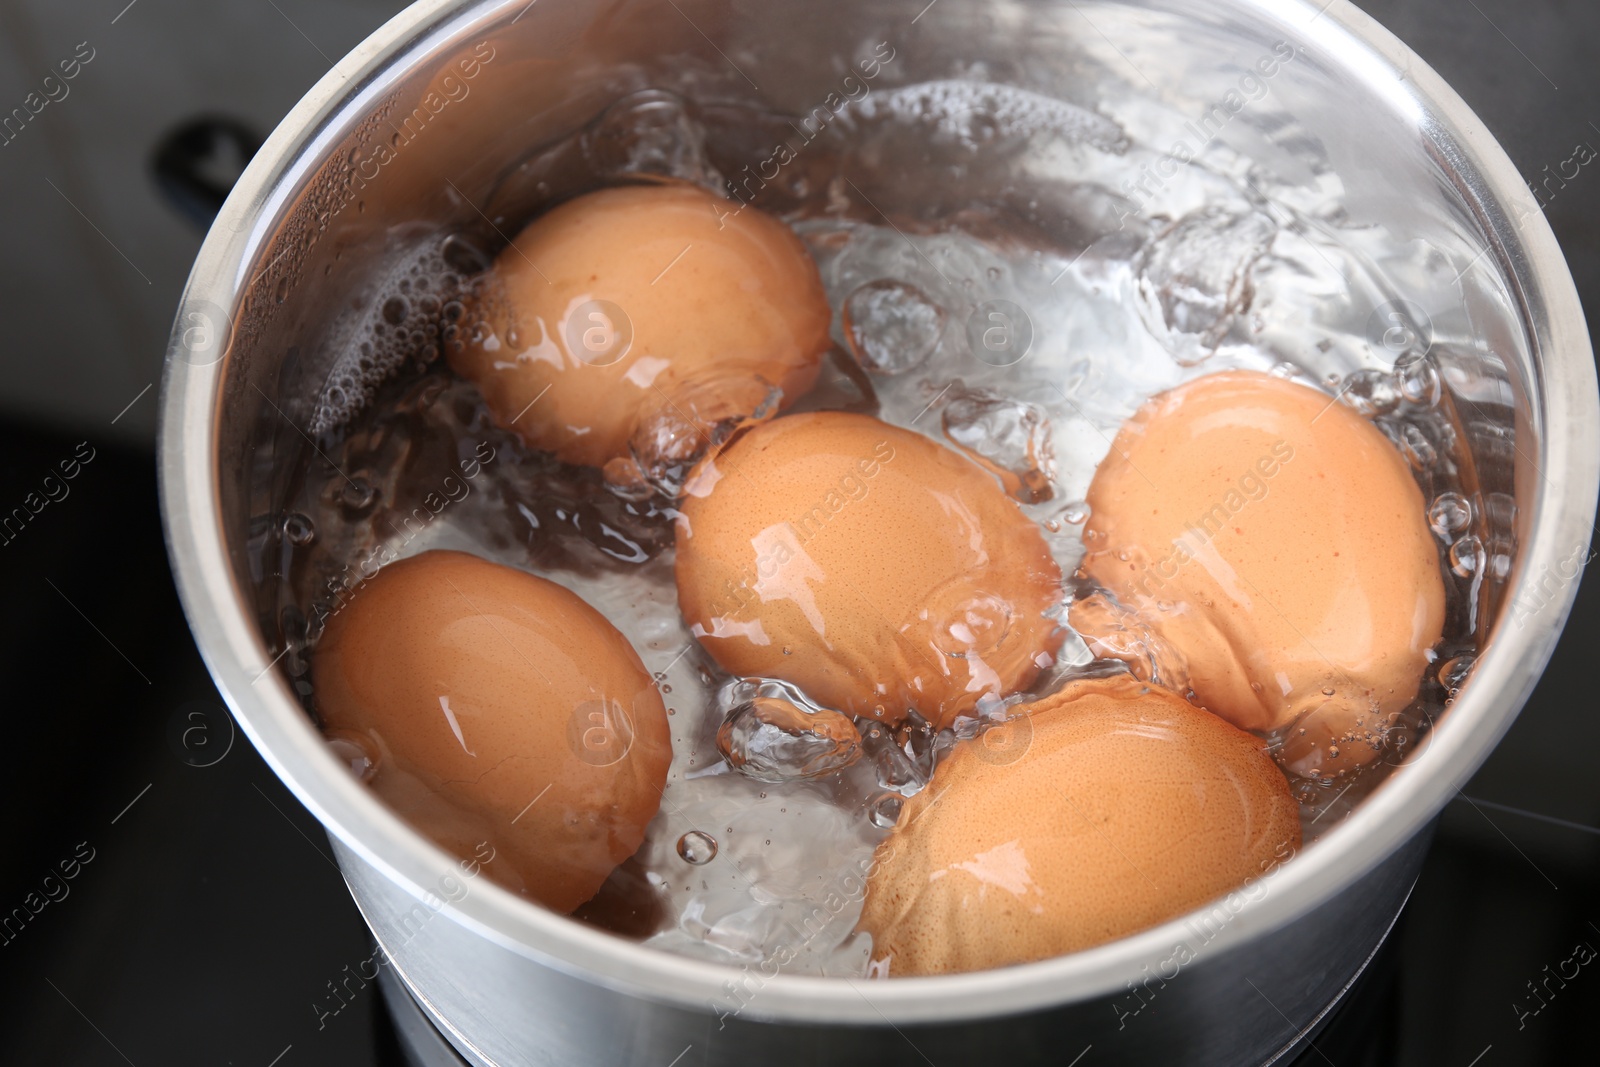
[1,1,1597,1064]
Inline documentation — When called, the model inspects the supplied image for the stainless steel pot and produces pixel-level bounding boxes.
[158,0,1598,1064]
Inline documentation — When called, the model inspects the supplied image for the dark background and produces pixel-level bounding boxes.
[0,1,1595,1064]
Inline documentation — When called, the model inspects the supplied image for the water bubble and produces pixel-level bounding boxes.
[337,476,379,515]
[583,89,722,188]
[1427,493,1471,540]
[1377,706,1435,768]
[1487,537,1513,582]
[676,830,718,865]
[940,387,1054,503]
[1396,353,1442,406]
[896,711,943,780]
[282,512,317,546]
[1449,535,1485,578]
[717,695,861,783]
[626,374,780,497]
[1137,207,1275,356]
[860,720,927,795]
[868,794,903,829]
[1438,654,1475,694]
[1389,421,1437,471]
[326,731,378,781]
[842,280,946,375]
[1364,299,1433,361]
[381,296,409,326]
[1058,500,1090,525]
[1337,368,1401,417]
[1068,591,1190,693]
[964,299,1033,366]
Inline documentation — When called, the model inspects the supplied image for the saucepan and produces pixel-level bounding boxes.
[158,0,1597,1063]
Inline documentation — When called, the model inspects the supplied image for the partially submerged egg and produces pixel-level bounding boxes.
[858,676,1301,975]
[312,549,672,914]
[450,184,832,486]
[1071,370,1445,775]
[674,412,1063,729]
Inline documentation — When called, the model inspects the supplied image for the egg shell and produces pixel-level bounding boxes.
[858,675,1301,975]
[312,549,672,914]
[450,183,831,471]
[1071,370,1445,774]
[674,411,1063,729]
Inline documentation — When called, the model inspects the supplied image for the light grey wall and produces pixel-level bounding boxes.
[0,0,408,446]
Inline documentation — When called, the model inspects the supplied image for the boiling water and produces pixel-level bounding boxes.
[257,80,1496,976]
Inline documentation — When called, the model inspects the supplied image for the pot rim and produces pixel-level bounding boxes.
[158,0,1598,1025]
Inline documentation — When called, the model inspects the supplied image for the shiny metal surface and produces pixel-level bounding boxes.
[377,965,472,1067]
[343,831,1430,1066]
[158,0,1597,1064]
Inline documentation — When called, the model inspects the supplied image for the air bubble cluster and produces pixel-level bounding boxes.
[307,234,492,436]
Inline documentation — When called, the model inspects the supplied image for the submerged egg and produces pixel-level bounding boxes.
[858,676,1300,975]
[1070,370,1445,775]
[450,184,831,482]
[312,550,672,914]
[674,412,1063,729]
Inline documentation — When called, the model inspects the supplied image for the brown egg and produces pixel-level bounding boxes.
[312,550,672,914]
[858,676,1301,975]
[1070,370,1445,776]
[674,412,1062,730]
[450,184,831,483]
